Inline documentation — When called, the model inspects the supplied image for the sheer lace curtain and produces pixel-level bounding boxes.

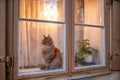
[19,0,63,69]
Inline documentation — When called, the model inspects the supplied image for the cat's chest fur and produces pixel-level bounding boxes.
[42,45,55,53]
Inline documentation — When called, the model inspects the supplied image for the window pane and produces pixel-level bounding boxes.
[74,26,105,69]
[18,21,66,74]
[19,0,65,22]
[74,0,103,26]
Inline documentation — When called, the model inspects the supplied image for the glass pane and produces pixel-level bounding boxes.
[74,0,103,25]
[19,0,65,22]
[18,21,66,74]
[74,26,105,69]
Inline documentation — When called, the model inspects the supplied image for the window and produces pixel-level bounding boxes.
[12,0,110,79]
[73,0,105,70]
[18,0,66,75]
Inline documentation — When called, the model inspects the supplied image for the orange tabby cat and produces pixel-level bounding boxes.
[41,35,62,70]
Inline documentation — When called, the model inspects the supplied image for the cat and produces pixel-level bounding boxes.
[40,35,62,70]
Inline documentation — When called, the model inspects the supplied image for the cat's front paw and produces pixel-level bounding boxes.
[40,64,46,70]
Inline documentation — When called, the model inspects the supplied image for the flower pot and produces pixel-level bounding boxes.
[84,54,93,63]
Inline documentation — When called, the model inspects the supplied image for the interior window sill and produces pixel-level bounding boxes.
[18,69,111,80]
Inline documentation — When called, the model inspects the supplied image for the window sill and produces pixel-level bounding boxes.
[52,69,111,80]
[17,68,111,80]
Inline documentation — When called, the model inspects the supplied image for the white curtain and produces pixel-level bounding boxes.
[19,0,64,69]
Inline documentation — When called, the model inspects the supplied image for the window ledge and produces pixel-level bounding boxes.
[19,69,111,80]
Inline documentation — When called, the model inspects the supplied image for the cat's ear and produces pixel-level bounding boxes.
[48,35,51,39]
[43,35,46,38]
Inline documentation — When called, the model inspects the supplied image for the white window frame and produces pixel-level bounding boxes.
[12,0,111,79]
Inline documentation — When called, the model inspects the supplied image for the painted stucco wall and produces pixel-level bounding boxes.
[92,71,120,80]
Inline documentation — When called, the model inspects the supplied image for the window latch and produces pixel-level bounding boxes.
[0,55,14,67]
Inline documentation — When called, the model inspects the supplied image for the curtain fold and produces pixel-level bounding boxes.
[19,0,64,69]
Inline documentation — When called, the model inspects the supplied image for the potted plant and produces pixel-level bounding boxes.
[75,39,99,65]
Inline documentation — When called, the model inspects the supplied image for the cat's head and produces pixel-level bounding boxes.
[42,35,54,46]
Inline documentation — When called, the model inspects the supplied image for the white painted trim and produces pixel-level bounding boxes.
[19,68,66,76]
[75,64,106,70]
[19,18,65,24]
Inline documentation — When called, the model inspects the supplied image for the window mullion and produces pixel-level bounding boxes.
[75,23,104,28]
[19,18,65,24]
[65,0,73,74]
